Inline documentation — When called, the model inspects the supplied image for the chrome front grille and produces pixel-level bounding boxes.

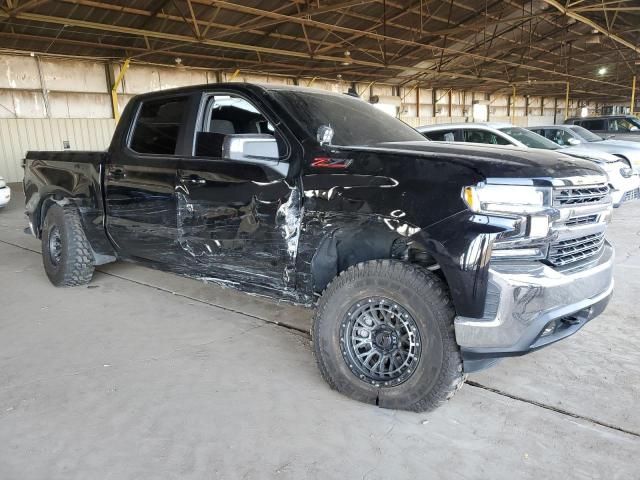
[553,184,610,206]
[564,214,598,227]
[547,232,606,267]
[547,182,610,269]
[622,187,640,203]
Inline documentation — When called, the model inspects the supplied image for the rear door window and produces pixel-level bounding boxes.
[610,118,639,132]
[422,129,457,142]
[463,129,511,145]
[129,96,188,155]
[546,128,573,146]
[580,119,606,131]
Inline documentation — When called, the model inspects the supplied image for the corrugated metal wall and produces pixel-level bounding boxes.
[0,118,114,182]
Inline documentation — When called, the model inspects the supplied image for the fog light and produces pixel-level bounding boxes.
[528,215,549,239]
[540,320,557,338]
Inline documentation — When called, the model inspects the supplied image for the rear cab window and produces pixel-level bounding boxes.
[129,96,189,155]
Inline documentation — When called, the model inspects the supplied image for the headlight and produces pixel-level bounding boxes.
[462,184,552,215]
[0,178,6,189]
[620,167,634,178]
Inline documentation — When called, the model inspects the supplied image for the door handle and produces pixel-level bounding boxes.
[107,167,126,179]
[180,174,206,185]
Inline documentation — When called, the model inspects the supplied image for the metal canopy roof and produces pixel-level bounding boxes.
[1,0,638,100]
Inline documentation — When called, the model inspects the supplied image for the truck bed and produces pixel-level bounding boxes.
[23,150,113,260]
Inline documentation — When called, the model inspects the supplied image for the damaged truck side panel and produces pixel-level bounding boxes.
[24,83,615,412]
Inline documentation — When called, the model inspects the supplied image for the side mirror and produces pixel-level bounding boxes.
[222,134,288,177]
[222,134,279,161]
[567,137,581,145]
[317,125,334,146]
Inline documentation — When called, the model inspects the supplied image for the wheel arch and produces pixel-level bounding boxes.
[310,224,442,295]
[36,194,116,265]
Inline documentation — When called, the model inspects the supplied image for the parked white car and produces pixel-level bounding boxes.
[417,122,640,207]
[0,176,10,208]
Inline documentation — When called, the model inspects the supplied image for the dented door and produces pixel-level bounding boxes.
[175,158,301,291]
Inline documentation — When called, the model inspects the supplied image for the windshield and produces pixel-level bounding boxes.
[623,117,640,130]
[498,127,562,150]
[270,90,427,146]
[568,125,603,142]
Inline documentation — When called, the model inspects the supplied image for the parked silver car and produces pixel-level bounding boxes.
[564,115,640,143]
[528,124,640,172]
[417,122,640,207]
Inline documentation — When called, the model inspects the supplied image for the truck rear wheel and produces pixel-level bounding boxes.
[41,204,95,287]
[312,260,464,412]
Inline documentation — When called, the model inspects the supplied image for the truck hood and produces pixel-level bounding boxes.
[349,141,606,184]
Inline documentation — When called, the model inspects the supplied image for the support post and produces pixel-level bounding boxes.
[416,85,420,118]
[631,75,637,115]
[35,55,50,118]
[564,81,570,120]
[111,58,130,124]
[432,88,437,117]
[510,85,516,124]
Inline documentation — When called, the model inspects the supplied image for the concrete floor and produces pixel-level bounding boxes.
[0,185,638,479]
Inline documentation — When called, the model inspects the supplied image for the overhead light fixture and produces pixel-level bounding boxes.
[598,67,607,75]
[341,50,352,66]
[586,34,601,44]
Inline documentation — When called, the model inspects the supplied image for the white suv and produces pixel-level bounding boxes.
[417,123,640,207]
[0,177,10,208]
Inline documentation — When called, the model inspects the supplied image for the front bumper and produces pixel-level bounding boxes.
[0,186,10,207]
[604,163,640,207]
[455,242,614,371]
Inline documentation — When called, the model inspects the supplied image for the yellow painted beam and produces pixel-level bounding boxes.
[111,58,130,124]
[358,80,375,96]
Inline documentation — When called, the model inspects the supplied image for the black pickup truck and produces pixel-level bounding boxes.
[23,83,615,412]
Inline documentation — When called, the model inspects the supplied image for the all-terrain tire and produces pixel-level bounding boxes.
[312,259,465,412]
[41,204,95,287]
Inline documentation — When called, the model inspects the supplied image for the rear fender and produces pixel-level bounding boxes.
[35,194,116,265]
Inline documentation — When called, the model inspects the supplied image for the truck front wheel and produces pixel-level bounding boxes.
[41,204,95,287]
[312,260,464,412]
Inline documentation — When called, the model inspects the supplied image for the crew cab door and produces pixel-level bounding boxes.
[175,91,301,290]
[104,92,196,263]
